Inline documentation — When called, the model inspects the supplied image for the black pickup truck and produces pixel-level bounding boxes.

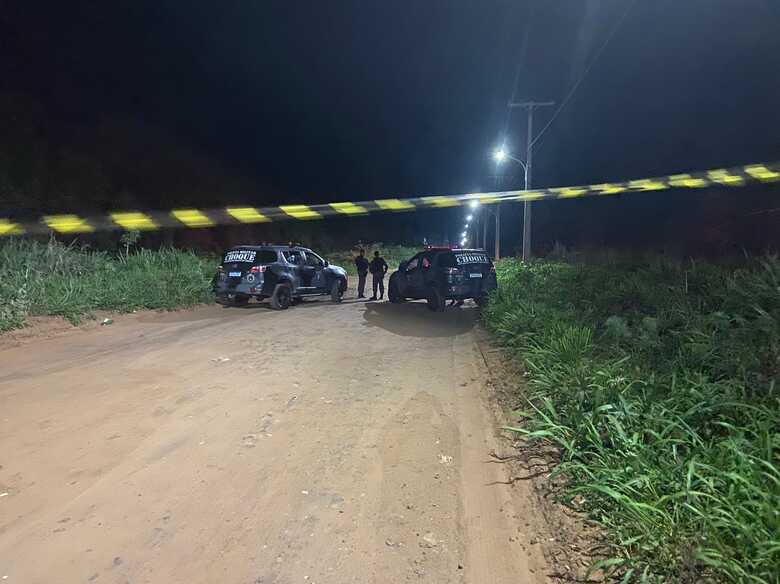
[388,247,497,311]
[213,245,348,309]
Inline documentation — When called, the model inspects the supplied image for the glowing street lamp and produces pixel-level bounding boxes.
[494,148,528,182]
[493,144,536,261]
[469,200,479,209]
[466,214,473,221]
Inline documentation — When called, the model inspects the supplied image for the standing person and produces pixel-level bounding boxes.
[354,249,369,299]
[369,250,389,301]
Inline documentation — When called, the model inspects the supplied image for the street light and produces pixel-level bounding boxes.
[469,200,479,209]
[493,148,528,187]
[466,214,473,221]
[493,146,531,261]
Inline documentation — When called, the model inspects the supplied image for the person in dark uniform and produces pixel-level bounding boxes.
[369,250,388,301]
[354,249,369,298]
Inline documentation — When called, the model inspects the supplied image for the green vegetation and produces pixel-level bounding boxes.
[0,239,215,332]
[483,258,780,583]
[0,241,420,332]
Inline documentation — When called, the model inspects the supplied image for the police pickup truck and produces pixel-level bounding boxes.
[214,245,348,309]
[388,247,497,311]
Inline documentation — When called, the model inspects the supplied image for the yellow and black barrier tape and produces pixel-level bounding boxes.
[1,161,778,237]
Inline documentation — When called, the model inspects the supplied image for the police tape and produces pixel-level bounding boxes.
[1,162,778,237]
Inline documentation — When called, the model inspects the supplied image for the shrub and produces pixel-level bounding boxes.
[0,239,214,331]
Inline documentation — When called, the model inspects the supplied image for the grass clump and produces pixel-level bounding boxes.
[0,239,215,332]
[483,257,780,583]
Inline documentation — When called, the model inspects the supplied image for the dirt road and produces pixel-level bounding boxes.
[0,298,549,583]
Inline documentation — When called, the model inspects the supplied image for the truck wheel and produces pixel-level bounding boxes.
[426,288,445,312]
[270,283,291,310]
[388,280,404,303]
[331,279,345,303]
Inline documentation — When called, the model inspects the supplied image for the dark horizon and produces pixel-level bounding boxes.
[2,0,779,253]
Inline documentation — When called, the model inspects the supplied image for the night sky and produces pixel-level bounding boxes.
[2,0,780,252]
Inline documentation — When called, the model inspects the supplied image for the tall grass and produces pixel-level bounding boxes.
[0,239,215,332]
[483,257,780,582]
[0,241,421,332]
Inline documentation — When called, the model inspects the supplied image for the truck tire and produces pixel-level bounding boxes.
[426,288,445,312]
[331,279,345,303]
[270,283,292,310]
[388,280,404,303]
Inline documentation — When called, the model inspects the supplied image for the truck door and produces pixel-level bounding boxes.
[282,249,305,290]
[403,254,425,297]
[302,251,327,291]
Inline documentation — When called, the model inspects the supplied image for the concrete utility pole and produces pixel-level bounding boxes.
[492,174,504,259]
[508,101,555,262]
[495,204,501,259]
[482,209,487,250]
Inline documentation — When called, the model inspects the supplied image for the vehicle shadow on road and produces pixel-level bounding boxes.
[361,301,477,338]
[225,298,342,311]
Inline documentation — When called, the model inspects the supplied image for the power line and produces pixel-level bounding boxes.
[530,0,639,150]
[501,2,536,141]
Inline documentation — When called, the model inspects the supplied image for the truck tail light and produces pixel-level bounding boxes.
[249,266,267,274]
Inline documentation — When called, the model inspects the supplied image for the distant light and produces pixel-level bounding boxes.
[469,200,480,209]
[465,223,469,229]
[494,148,507,163]
[461,231,466,237]
[466,214,473,221]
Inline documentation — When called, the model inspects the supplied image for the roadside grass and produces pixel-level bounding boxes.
[0,240,420,332]
[483,257,780,582]
[0,239,215,332]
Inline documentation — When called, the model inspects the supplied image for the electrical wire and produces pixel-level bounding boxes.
[530,0,639,150]
[501,2,536,143]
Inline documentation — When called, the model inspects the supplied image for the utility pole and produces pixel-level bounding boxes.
[482,209,487,250]
[508,101,555,262]
[493,174,504,259]
[486,172,513,259]
[495,204,501,259]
